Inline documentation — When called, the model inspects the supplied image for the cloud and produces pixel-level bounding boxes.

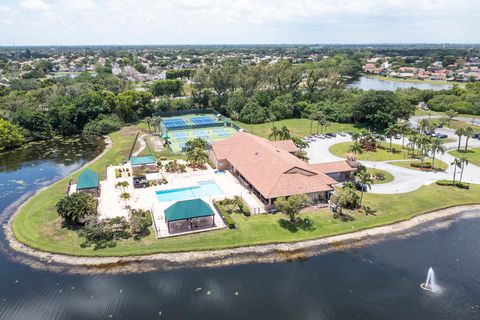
[19,0,51,11]
[2,0,480,45]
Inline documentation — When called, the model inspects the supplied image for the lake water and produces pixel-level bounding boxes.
[347,76,453,91]
[1,138,479,319]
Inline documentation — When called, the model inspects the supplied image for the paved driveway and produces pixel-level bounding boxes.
[306,132,480,194]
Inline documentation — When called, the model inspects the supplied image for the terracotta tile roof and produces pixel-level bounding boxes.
[309,161,355,174]
[271,140,298,153]
[211,132,345,199]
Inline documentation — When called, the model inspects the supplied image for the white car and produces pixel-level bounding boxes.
[338,132,347,137]
[315,134,325,139]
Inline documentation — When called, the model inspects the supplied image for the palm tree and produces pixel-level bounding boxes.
[115,181,129,192]
[451,158,462,184]
[351,132,360,143]
[455,128,465,151]
[459,157,469,182]
[417,135,432,169]
[279,126,291,140]
[384,124,398,151]
[186,147,209,169]
[308,113,315,135]
[419,119,431,136]
[356,170,373,206]
[119,192,131,207]
[430,138,445,170]
[348,142,363,154]
[316,112,327,134]
[397,122,409,148]
[446,109,458,126]
[144,116,153,133]
[269,126,281,141]
[268,114,277,130]
[408,133,419,155]
[464,127,475,151]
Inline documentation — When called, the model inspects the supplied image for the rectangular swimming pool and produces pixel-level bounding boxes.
[156,181,224,202]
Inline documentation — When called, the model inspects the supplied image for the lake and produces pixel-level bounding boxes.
[0,138,479,319]
[347,76,453,91]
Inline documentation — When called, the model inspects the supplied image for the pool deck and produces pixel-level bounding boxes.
[94,160,265,238]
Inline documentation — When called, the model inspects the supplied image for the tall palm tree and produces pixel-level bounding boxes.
[356,170,373,206]
[459,157,469,182]
[384,124,398,151]
[451,158,462,184]
[144,116,153,133]
[268,114,277,130]
[279,126,291,140]
[269,126,281,141]
[430,138,445,170]
[348,142,363,154]
[417,135,432,169]
[397,122,409,148]
[464,127,475,151]
[351,132,360,143]
[419,119,431,136]
[316,112,327,134]
[308,113,315,135]
[455,128,466,151]
[120,192,131,207]
[408,133,419,155]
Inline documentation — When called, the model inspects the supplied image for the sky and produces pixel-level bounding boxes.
[0,0,479,45]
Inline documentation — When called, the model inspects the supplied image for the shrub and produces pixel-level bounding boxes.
[214,201,236,229]
[128,209,152,239]
[374,171,385,180]
[77,216,130,250]
[82,114,124,137]
[56,192,97,225]
[436,180,470,189]
[411,162,432,169]
[235,196,251,217]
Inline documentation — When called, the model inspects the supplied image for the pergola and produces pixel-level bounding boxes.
[164,199,215,234]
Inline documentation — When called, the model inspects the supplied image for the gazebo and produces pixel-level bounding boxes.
[76,168,100,197]
[164,199,215,234]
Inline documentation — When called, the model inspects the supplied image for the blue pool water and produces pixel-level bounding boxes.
[156,180,223,202]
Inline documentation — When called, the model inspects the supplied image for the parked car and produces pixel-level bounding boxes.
[474,133,480,140]
[338,132,347,137]
[326,132,337,138]
[355,182,368,192]
[315,134,325,139]
[394,134,401,139]
[432,133,448,139]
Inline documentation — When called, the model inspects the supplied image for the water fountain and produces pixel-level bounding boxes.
[420,267,439,292]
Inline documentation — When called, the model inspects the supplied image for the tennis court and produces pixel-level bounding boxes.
[163,118,188,129]
[190,116,216,126]
[172,132,188,141]
[193,130,210,139]
[212,128,231,137]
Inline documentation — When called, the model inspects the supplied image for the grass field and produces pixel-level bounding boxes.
[366,168,394,184]
[431,119,480,131]
[236,119,367,140]
[329,142,410,161]
[450,148,480,167]
[12,123,480,257]
[389,158,449,171]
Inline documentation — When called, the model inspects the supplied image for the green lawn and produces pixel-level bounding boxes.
[431,119,480,131]
[366,168,394,184]
[236,119,367,140]
[330,142,410,161]
[12,124,480,257]
[389,158,449,171]
[450,148,480,167]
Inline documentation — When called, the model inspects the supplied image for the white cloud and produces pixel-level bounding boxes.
[2,0,480,45]
[19,0,51,11]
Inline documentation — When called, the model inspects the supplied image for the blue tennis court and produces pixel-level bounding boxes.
[190,116,215,126]
[163,118,188,129]
[213,128,231,137]
[172,132,188,140]
[193,130,210,138]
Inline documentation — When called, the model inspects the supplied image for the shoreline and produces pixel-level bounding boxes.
[362,74,457,86]
[5,201,480,273]
[4,131,480,273]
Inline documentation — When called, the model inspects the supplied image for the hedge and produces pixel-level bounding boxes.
[436,180,470,189]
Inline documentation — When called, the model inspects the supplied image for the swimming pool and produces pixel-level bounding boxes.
[155,181,224,202]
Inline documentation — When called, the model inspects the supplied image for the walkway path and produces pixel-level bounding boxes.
[131,133,148,157]
[306,133,480,194]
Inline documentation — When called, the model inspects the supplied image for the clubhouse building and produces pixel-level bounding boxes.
[209,132,355,206]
